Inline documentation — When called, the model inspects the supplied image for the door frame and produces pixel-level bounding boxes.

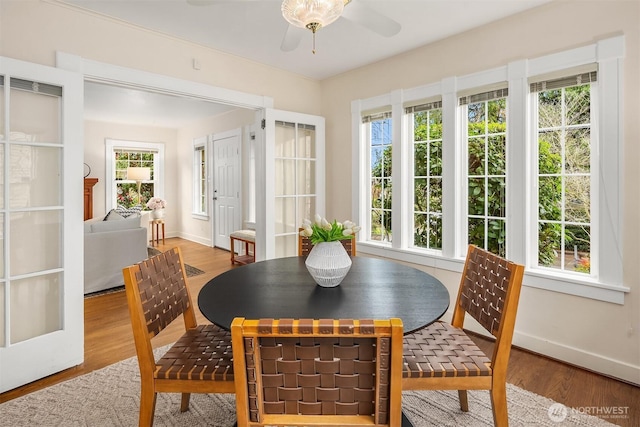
[55,52,273,245]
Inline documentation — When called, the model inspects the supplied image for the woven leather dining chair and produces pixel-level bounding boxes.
[402,245,525,427]
[122,247,235,427]
[231,317,403,427]
[298,230,357,256]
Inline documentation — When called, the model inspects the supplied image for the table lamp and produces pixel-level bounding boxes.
[127,167,151,206]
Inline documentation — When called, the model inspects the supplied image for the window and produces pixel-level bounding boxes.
[461,89,508,257]
[114,150,155,208]
[193,136,208,217]
[105,139,164,211]
[409,101,443,250]
[353,37,626,303]
[532,72,596,275]
[364,113,392,243]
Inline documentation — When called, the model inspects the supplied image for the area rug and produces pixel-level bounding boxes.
[0,346,616,427]
[147,247,205,278]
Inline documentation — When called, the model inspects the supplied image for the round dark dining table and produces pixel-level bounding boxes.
[198,256,450,334]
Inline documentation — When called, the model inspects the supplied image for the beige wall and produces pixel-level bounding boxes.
[320,0,639,383]
[0,0,322,115]
[2,0,638,383]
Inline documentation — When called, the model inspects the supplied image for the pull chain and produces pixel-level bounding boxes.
[306,22,320,54]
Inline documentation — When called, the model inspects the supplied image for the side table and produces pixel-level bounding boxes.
[149,219,165,246]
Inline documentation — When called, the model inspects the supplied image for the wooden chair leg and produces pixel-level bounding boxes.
[458,389,469,412]
[230,238,235,263]
[139,384,157,427]
[180,392,191,412]
[490,383,509,427]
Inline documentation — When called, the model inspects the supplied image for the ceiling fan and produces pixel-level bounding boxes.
[186,0,401,53]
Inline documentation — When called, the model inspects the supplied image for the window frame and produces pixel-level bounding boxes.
[351,36,627,304]
[408,100,444,252]
[105,139,165,212]
[530,76,597,278]
[364,113,394,244]
[192,135,208,220]
[460,89,509,258]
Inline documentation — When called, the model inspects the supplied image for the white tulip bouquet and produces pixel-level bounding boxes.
[300,214,361,245]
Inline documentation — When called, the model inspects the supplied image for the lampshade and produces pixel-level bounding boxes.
[127,167,151,181]
[281,0,345,31]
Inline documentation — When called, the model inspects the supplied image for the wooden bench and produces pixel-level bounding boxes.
[230,229,255,265]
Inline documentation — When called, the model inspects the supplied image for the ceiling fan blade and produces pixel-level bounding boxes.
[341,1,401,37]
[281,24,305,52]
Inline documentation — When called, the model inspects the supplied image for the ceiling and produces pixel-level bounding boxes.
[83,81,236,128]
[65,0,551,128]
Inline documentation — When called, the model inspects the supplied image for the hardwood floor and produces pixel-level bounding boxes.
[1,237,638,426]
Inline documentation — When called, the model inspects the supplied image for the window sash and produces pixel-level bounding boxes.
[105,139,164,212]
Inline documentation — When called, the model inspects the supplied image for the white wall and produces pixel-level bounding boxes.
[176,108,257,245]
[320,0,639,384]
[83,120,178,235]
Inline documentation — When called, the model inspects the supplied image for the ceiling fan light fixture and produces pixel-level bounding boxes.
[281,0,347,54]
[281,0,345,30]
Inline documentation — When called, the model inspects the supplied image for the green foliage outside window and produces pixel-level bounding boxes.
[114,150,155,209]
[537,84,592,273]
[413,109,443,249]
[370,86,590,273]
[371,119,393,242]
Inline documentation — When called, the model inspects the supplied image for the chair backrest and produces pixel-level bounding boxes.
[451,245,525,369]
[298,232,357,257]
[123,247,198,371]
[231,318,403,427]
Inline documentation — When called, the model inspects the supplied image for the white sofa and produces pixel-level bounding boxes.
[84,215,148,294]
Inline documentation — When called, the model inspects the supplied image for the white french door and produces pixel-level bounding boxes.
[0,57,83,393]
[255,109,325,261]
[212,129,241,250]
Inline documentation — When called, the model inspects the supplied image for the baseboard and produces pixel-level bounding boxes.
[511,330,640,386]
[454,311,640,386]
[176,232,212,247]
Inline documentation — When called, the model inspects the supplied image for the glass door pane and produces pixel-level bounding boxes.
[274,121,317,257]
[260,109,325,261]
[8,77,63,342]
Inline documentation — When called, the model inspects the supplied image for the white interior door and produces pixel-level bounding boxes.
[0,57,84,393]
[255,109,325,261]
[212,129,241,250]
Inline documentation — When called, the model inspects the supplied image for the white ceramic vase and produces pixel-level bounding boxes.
[305,241,352,288]
[151,208,165,219]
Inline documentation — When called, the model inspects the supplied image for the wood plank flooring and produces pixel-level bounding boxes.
[1,238,638,426]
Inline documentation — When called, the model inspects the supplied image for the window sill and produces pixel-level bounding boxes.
[191,213,209,221]
[357,242,629,305]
